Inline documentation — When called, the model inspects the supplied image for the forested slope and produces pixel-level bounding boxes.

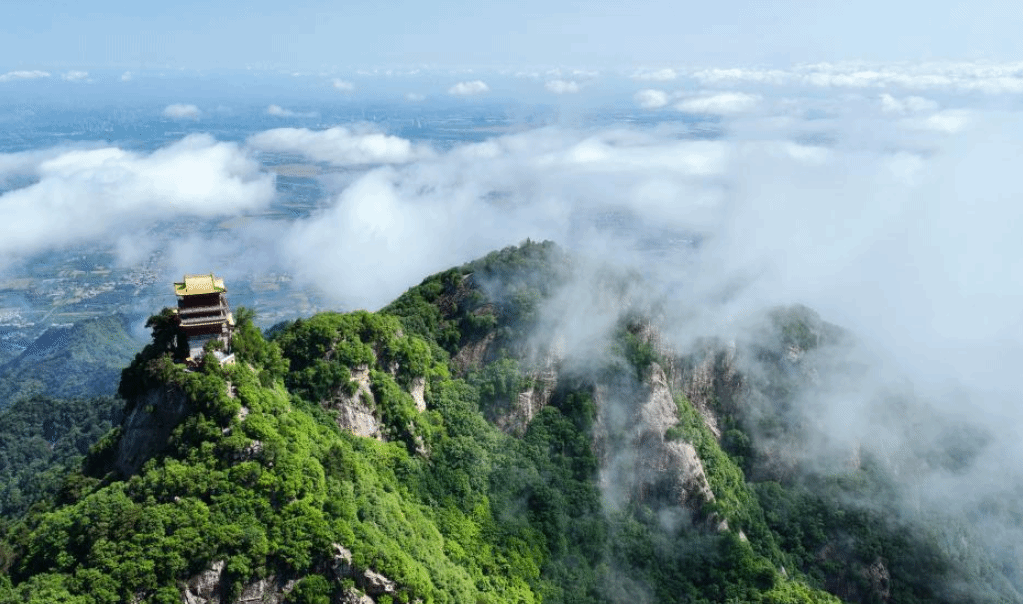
[0,241,1013,604]
[0,314,140,408]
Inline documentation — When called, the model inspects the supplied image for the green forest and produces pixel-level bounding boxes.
[0,241,1015,604]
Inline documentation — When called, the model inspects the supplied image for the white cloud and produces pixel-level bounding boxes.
[0,147,82,178]
[545,79,580,94]
[0,70,50,82]
[163,104,201,119]
[634,89,670,109]
[278,126,730,307]
[879,93,939,114]
[631,68,678,82]
[266,104,315,118]
[691,67,789,86]
[120,71,132,82]
[332,79,354,92]
[448,80,490,96]
[903,109,972,134]
[0,135,273,261]
[61,70,88,82]
[247,126,431,165]
[405,92,425,102]
[676,92,761,114]
[693,61,1023,95]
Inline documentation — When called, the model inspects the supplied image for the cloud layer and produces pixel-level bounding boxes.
[545,79,579,94]
[247,126,431,166]
[675,92,761,114]
[0,70,50,82]
[448,80,489,96]
[689,61,1023,94]
[0,135,273,260]
[163,104,201,119]
[634,89,669,109]
[61,70,88,82]
[267,104,316,118]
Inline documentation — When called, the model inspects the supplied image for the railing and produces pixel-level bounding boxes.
[180,314,227,327]
[178,304,229,315]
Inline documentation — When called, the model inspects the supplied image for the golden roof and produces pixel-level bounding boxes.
[174,273,227,296]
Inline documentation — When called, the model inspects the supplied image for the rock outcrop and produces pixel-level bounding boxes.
[115,384,190,476]
[182,560,226,604]
[594,362,715,517]
[494,358,559,435]
[327,365,383,440]
[177,544,407,604]
[329,543,404,603]
[181,560,297,604]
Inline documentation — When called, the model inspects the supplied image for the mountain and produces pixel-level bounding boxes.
[0,314,142,409]
[0,241,1016,604]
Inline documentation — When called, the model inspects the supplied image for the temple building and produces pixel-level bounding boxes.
[173,273,235,363]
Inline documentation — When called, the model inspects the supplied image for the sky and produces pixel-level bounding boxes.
[3,0,1022,70]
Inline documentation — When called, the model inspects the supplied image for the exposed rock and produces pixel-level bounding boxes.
[235,576,296,604]
[182,560,225,604]
[336,588,375,604]
[361,569,398,596]
[594,363,715,518]
[495,362,558,435]
[332,543,355,578]
[452,331,497,374]
[333,397,381,440]
[410,376,427,412]
[181,560,297,604]
[664,344,745,441]
[864,559,892,603]
[327,365,382,440]
[232,439,264,462]
[331,543,400,599]
[115,384,191,476]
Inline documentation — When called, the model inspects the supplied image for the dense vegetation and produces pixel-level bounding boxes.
[0,395,123,517]
[0,241,1013,603]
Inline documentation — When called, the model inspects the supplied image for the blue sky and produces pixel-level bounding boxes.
[3,0,1020,70]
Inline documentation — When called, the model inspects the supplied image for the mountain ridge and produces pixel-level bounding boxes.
[0,240,1014,604]
[0,314,141,409]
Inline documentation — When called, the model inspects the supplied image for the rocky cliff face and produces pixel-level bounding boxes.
[326,365,382,440]
[324,367,428,444]
[115,384,190,476]
[177,543,406,604]
[179,559,299,604]
[494,354,559,436]
[593,362,716,518]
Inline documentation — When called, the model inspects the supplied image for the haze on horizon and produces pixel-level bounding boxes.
[1,0,1019,71]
